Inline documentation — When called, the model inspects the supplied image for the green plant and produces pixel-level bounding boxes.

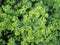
[0,0,60,45]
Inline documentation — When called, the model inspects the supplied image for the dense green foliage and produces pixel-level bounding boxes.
[0,0,60,45]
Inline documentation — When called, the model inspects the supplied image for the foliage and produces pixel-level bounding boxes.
[0,0,60,45]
